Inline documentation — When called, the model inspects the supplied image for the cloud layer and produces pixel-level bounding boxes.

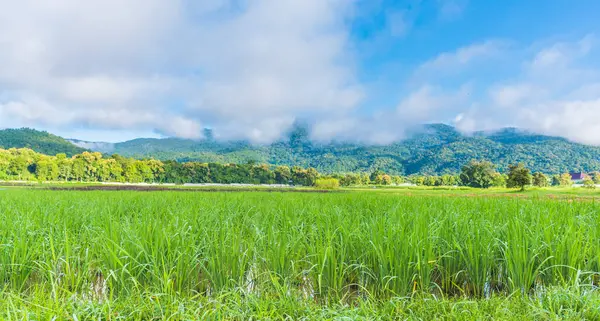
[1,1,600,145]
[0,0,361,142]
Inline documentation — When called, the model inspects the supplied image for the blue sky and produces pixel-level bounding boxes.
[1,0,600,144]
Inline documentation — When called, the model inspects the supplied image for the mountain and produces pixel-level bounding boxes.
[0,128,87,156]
[4,125,600,175]
[89,124,600,175]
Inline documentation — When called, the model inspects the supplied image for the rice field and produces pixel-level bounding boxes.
[1,189,600,320]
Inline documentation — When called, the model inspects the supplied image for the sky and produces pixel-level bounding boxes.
[1,0,600,144]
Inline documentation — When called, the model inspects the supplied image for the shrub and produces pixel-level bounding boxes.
[314,178,340,189]
[583,178,596,189]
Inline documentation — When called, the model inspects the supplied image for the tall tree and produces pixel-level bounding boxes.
[559,173,573,187]
[532,172,549,187]
[506,163,532,191]
[459,160,496,188]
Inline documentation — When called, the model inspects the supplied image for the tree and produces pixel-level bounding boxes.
[370,169,385,183]
[439,174,456,186]
[424,176,437,186]
[532,172,549,187]
[491,173,507,187]
[551,175,561,186]
[305,168,319,186]
[559,173,573,187]
[35,156,59,181]
[591,172,600,184]
[290,166,318,186]
[360,173,371,185]
[274,166,292,184]
[459,160,496,188]
[71,157,87,182]
[340,173,361,187]
[506,163,532,191]
[374,174,392,185]
[410,175,426,186]
[583,178,596,189]
[8,155,30,180]
[391,175,405,185]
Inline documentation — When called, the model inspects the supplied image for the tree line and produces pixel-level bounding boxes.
[0,148,594,188]
[0,148,320,186]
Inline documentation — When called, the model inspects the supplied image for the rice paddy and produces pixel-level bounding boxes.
[1,189,600,320]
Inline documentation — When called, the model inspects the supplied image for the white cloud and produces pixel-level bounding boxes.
[416,40,508,76]
[332,34,600,145]
[452,35,600,144]
[0,0,362,142]
[310,84,472,144]
[488,84,546,107]
[437,0,469,20]
[2,0,600,147]
[396,85,472,121]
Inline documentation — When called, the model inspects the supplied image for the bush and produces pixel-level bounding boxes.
[314,178,340,190]
[583,178,596,189]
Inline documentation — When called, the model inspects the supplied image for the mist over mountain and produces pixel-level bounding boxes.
[0,124,593,175]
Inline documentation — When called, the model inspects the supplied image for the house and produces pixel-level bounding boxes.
[570,172,588,184]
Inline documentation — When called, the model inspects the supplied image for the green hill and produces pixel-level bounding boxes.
[0,128,87,156]
[102,124,600,175]
[7,125,600,175]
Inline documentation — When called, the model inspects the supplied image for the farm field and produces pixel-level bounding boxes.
[1,189,600,320]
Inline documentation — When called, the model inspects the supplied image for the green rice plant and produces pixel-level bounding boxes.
[0,189,599,318]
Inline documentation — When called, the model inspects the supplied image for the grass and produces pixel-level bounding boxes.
[0,189,599,319]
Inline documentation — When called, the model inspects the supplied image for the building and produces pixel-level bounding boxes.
[570,172,588,184]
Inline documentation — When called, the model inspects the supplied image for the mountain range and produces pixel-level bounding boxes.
[1,125,599,175]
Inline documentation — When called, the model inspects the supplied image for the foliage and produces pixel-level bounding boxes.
[532,172,549,187]
[0,145,592,191]
[0,148,325,186]
[560,173,573,187]
[583,178,596,189]
[5,126,600,176]
[460,160,497,188]
[492,172,507,187]
[0,128,87,156]
[314,178,340,189]
[96,124,600,175]
[507,163,532,191]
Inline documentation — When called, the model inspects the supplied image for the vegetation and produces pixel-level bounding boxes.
[8,125,600,175]
[507,163,532,191]
[0,128,87,156]
[314,177,340,189]
[104,124,600,175]
[1,189,600,319]
[533,172,549,187]
[583,178,596,189]
[459,160,496,188]
[553,173,574,187]
[1,147,590,194]
[0,148,322,186]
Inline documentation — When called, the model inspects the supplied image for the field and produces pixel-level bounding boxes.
[1,188,600,320]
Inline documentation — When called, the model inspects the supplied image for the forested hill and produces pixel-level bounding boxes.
[5,125,600,175]
[71,124,600,175]
[0,128,87,156]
